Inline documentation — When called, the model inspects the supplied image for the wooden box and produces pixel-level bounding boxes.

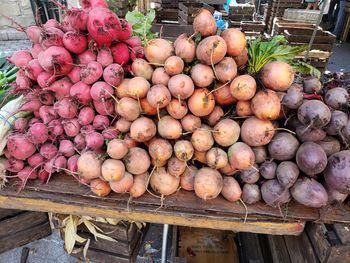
[57,216,148,263]
[306,223,350,263]
[171,226,240,263]
[178,2,214,25]
[0,209,51,253]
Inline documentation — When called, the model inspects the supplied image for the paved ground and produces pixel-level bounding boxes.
[328,41,350,72]
[0,40,31,57]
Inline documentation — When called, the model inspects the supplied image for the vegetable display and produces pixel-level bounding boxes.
[2,0,350,213]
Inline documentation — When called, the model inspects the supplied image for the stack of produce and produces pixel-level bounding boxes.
[2,3,350,211]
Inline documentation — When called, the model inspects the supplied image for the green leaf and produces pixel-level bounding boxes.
[148,9,156,23]
[293,61,321,79]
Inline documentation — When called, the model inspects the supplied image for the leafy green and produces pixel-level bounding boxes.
[126,9,158,45]
[247,35,320,78]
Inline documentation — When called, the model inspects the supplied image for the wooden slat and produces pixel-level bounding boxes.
[0,211,48,237]
[0,175,349,234]
[267,235,291,263]
[283,232,318,263]
[0,208,22,220]
[237,233,264,263]
[306,223,331,262]
[333,224,350,244]
[0,222,51,253]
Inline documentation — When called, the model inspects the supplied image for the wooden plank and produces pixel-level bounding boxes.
[237,233,264,263]
[267,235,291,263]
[1,176,349,231]
[284,30,336,44]
[306,223,331,262]
[0,211,48,237]
[76,231,140,256]
[0,222,51,253]
[333,224,350,244]
[0,208,22,220]
[152,23,194,37]
[283,232,318,263]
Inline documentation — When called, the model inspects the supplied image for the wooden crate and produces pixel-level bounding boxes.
[152,23,194,41]
[231,21,266,33]
[0,209,51,253]
[284,30,336,44]
[178,2,214,25]
[56,215,148,263]
[156,7,179,22]
[172,226,240,263]
[306,223,350,263]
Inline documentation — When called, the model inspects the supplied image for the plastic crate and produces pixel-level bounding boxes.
[283,9,320,24]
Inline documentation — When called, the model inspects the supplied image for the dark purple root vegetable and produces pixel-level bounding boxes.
[324,110,348,136]
[282,85,304,109]
[324,150,350,194]
[276,161,299,188]
[241,184,261,204]
[296,125,326,142]
[240,164,259,184]
[303,76,322,94]
[252,146,267,164]
[325,182,348,204]
[296,142,327,176]
[261,179,291,207]
[268,132,299,161]
[318,136,341,157]
[291,178,328,207]
[259,161,277,179]
[297,100,331,128]
[324,87,349,110]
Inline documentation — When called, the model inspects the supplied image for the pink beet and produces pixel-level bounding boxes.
[18,99,42,112]
[38,169,50,183]
[67,154,79,174]
[48,119,64,137]
[80,0,108,11]
[77,50,96,65]
[103,63,124,86]
[70,81,92,105]
[54,98,78,119]
[102,126,118,140]
[67,66,81,83]
[86,7,121,47]
[28,122,49,144]
[63,118,81,137]
[93,115,110,130]
[110,43,130,65]
[13,118,28,132]
[80,124,94,135]
[30,44,44,59]
[118,19,132,40]
[80,61,103,85]
[15,69,32,91]
[78,107,95,125]
[43,19,60,29]
[7,134,36,160]
[74,133,86,150]
[40,143,58,159]
[46,77,73,100]
[39,105,58,124]
[38,46,73,76]
[17,167,38,183]
[86,131,105,150]
[59,140,75,157]
[26,26,42,44]
[8,50,33,68]
[24,59,44,80]
[63,31,87,54]
[37,71,56,88]
[93,99,114,115]
[97,47,113,67]
[28,153,45,167]
[90,81,113,100]
[39,27,64,48]
[124,36,141,47]
[5,158,25,173]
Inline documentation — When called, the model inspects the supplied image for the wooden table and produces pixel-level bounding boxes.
[1,175,349,236]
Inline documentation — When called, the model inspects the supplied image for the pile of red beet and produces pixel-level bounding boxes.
[4,0,141,187]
